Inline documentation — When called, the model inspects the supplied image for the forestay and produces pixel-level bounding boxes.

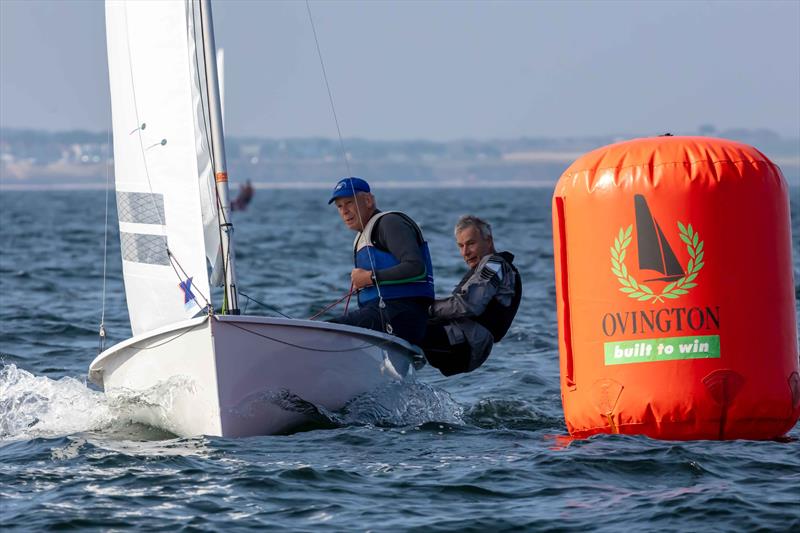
[106,0,222,336]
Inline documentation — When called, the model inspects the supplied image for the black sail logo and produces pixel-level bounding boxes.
[634,195,685,282]
[610,195,705,303]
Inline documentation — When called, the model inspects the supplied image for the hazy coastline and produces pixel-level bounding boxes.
[2,127,798,191]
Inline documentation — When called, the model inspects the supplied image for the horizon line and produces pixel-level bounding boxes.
[1,180,561,192]
[2,126,798,144]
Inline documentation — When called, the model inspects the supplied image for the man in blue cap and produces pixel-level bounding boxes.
[328,177,435,346]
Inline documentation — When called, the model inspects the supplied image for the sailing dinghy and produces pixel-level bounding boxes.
[89,0,423,437]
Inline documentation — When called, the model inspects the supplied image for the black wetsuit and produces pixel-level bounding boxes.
[423,251,522,376]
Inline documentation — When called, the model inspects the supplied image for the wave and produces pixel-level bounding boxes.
[228,379,465,433]
[0,364,208,442]
[465,397,563,431]
[0,364,112,441]
[1,361,565,443]
[0,363,467,441]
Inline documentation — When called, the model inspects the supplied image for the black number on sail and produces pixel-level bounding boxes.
[633,195,685,282]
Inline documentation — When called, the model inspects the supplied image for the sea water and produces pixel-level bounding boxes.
[1,187,798,531]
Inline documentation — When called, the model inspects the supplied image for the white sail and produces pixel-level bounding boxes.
[92,0,423,438]
[106,0,220,336]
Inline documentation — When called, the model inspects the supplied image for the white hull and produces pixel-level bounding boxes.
[89,315,423,437]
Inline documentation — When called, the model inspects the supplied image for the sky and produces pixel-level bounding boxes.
[1,0,799,141]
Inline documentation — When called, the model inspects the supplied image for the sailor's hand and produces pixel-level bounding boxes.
[351,268,374,290]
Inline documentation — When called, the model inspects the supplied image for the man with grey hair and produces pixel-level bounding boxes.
[422,215,522,376]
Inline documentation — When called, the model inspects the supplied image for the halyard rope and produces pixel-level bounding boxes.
[309,284,354,320]
[305,1,391,333]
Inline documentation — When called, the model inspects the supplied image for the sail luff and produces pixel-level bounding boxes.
[198,0,239,313]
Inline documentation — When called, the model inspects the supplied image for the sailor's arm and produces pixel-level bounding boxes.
[350,214,426,290]
[429,256,501,320]
[372,214,426,283]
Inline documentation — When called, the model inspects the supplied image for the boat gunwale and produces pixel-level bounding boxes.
[89,313,422,382]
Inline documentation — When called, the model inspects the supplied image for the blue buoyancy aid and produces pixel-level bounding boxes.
[354,211,435,306]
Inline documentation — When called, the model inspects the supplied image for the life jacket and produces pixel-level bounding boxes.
[353,211,435,306]
[474,251,522,342]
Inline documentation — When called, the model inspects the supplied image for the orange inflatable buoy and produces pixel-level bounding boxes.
[551,136,799,440]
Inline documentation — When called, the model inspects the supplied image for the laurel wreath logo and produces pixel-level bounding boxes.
[611,222,704,303]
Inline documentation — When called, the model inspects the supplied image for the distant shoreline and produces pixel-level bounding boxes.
[0,180,562,192]
[3,178,799,192]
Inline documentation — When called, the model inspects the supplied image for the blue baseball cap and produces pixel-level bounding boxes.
[328,177,371,204]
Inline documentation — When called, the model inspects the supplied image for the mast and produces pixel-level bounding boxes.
[199,0,239,314]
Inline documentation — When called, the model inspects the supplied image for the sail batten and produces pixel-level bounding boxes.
[106,0,217,335]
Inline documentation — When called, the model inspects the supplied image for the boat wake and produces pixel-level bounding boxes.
[227,379,465,433]
[0,363,199,442]
[1,363,464,441]
[0,363,113,442]
[334,380,464,428]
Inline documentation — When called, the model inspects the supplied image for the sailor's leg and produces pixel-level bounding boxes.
[383,298,429,346]
[420,323,471,376]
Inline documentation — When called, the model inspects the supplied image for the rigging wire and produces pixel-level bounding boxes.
[305,0,351,179]
[225,319,395,353]
[237,285,356,321]
[98,127,111,354]
[128,315,403,356]
[238,290,294,319]
[305,0,392,333]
